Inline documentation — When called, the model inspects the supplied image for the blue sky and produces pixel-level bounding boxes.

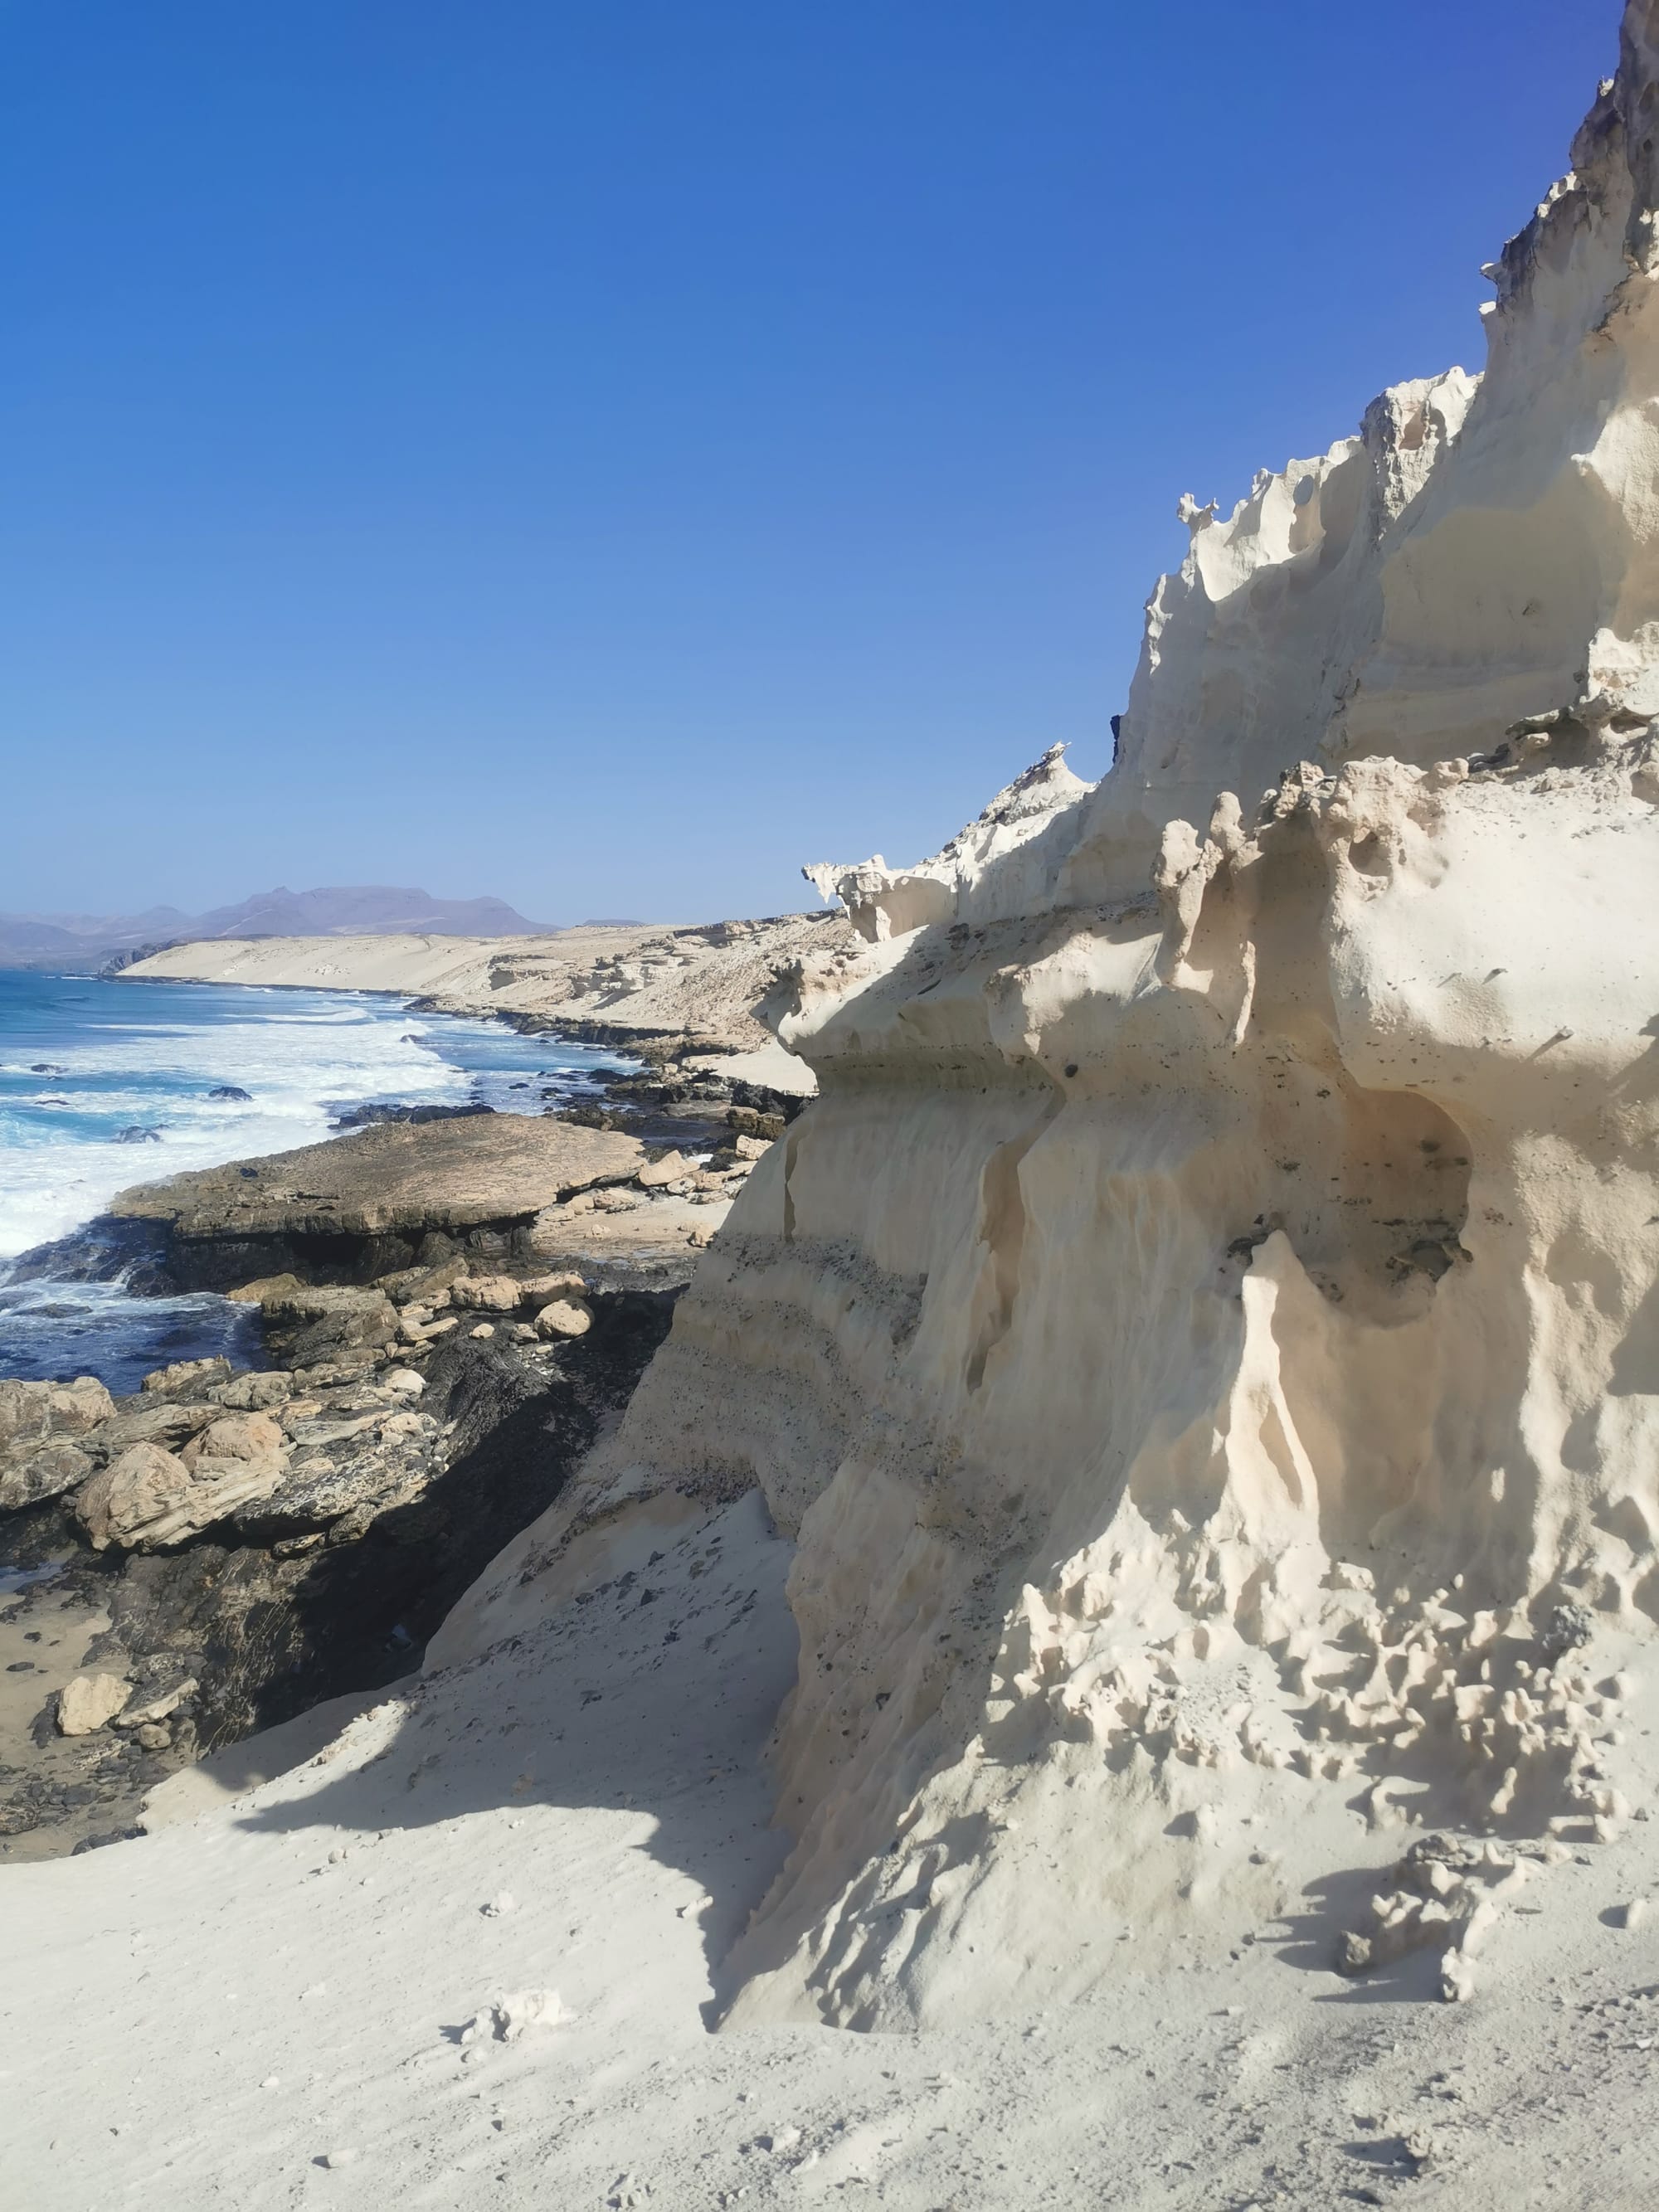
[1,1,1616,925]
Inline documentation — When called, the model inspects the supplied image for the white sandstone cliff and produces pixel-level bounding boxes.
[448,5,1659,2033]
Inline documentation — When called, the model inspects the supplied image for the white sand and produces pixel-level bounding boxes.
[4,1491,1658,2209]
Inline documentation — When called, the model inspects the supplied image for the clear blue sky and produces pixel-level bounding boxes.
[1,1,1616,925]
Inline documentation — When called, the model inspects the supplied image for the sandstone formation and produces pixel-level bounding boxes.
[463,10,1659,2030]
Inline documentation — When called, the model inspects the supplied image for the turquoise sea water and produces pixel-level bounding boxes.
[0,969,628,1392]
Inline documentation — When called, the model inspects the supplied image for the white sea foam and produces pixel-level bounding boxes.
[0,997,467,1259]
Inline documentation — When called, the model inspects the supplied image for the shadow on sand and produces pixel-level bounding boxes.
[229,1488,801,2012]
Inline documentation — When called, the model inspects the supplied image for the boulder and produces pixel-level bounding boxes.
[74,1437,289,1552]
[450,1275,525,1311]
[374,1257,467,1307]
[226,1272,305,1305]
[76,1400,218,1462]
[518,1271,586,1309]
[142,1357,232,1397]
[57,1673,132,1736]
[0,1376,117,1510]
[0,1375,114,1445]
[637,1150,688,1189]
[534,1297,593,1340]
[256,1285,398,1366]
[1,1440,95,1510]
[114,1677,197,1728]
[727,1105,786,1141]
[179,1412,286,1469]
[207,1085,252,1101]
[75,1442,189,1549]
[213,1370,293,1412]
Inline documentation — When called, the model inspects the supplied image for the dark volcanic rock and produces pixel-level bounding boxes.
[0,1281,678,1850]
[255,1284,399,1368]
[2,1217,178,1293]
[328,1101,494,1131]
[95,1295,676,1748]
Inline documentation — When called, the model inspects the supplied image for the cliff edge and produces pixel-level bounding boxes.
[473,2,1659,2031]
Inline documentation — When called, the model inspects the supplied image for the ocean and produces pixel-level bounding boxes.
[0,968,630,1393]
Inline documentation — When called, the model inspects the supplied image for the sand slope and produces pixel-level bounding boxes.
[3,1491,1659,2208]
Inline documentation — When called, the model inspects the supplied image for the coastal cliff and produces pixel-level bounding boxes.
[455,4,1659,2030]
[12,12,1659,2206]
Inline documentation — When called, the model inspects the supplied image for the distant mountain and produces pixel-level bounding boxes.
[185,886,550,940]
[0,886,554,970]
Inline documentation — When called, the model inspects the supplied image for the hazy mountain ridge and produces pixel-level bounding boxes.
[0,886,553,967]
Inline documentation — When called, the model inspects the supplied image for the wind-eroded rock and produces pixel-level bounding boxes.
[494,9,1659,2032]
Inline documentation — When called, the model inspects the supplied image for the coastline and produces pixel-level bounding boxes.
[0,944,800,1860]
[116,914,840,1093]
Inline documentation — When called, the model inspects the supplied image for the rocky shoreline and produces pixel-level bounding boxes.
[114,910,844,1090]
[0,1006,798,1860]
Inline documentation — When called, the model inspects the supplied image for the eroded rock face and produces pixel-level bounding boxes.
[0,1378,116,1510]
[527,6,1659,2029]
